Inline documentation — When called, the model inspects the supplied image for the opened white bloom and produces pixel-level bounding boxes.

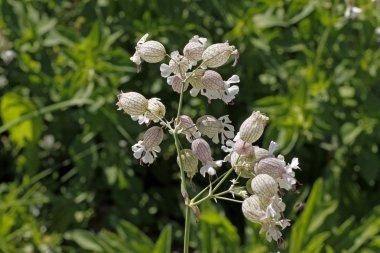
[268,141,279,155]
[160,51,191,78]
[132,126,164,165]
[344,5,362,19]
[220,75,240,104]
[277,156,300,190]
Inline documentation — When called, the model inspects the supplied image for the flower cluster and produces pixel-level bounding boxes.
[119,33,301,243]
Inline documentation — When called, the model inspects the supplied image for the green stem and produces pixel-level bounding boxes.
[214,196,243,204]
[0,98,92,134]
[183,204,191,253]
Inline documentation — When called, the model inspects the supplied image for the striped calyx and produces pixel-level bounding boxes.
[187,69,206,89]
[201,70,225,90]
[116,92,148,116]
[242,195,267,223]
[239,111,269,144]
[177,115,197,135]
[191,138,212,164]
[255,157,285,179]
[253,146,272,162]
[231,151,256,178]
[233,139,253,156]
[202,42,239,68]
[251,174,278,198]
[171,74,188,93]
[177,149,199,178]
[196,115,223,138]
[184,41,206,63]
[143,126,164,149]
[138,40,166,63]
[146,98,166,121]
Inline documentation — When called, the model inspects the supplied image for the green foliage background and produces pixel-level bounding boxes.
[1,0,380,252]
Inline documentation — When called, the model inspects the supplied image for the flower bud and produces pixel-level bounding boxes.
[177,149,199,178]
[202,42,239,68]
[187,69,206,89]
[231,151,255,178]
[191,138,212,164]
[239,111,269,144]
[251,174,278,198]
[116,92,148,116]
[196,115,223,139]
[146,98,166,121]
[201,70,225,90]
[233,139,253,156]
[255,157,286,179]
[170,74,189,93]
[143,126,164,149]
[242,195,266,223]
[183,36,207,63]
[139,40,166,63]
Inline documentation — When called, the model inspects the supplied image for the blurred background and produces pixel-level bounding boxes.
[1,0,380,252]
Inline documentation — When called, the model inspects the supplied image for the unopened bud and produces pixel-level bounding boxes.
[196,115,223,139]
[177,149,199,178]
[202,42,239,68]
[191,138,212,164]
[183,36,207,63]
[146,98,166,121]
[139,40,166,63]
[251,174,278,198]
[116,92,148,116]
[239,111,269,144]
[242,195,266,223]
[143,126,164,149]
[255,157,286,179]
[201,70,225,90]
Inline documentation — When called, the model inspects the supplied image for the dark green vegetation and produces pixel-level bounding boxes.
[1,0,380,252]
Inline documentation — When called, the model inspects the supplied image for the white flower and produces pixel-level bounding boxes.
[131,114,150,125]
[220,75,240,104]
[218,115,235,144]
[268,141,279,155]
[130,33,149,65]
[200,160,223,177]
[132,140,161,165]
[277,156,300,190]
[344,6,362,19]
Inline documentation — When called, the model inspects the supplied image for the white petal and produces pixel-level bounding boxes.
[138,33,149,45]
[269,141,279,154]
[190,88,200,97]
[226,75,240,85]
[130,52,141,65]
[160,64,172,78]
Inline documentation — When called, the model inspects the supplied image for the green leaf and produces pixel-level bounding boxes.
[0,92,42,147]
[64,230,103,252]
[153,225,172,253]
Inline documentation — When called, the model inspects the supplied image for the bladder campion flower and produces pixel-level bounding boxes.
[121,34,301,247]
